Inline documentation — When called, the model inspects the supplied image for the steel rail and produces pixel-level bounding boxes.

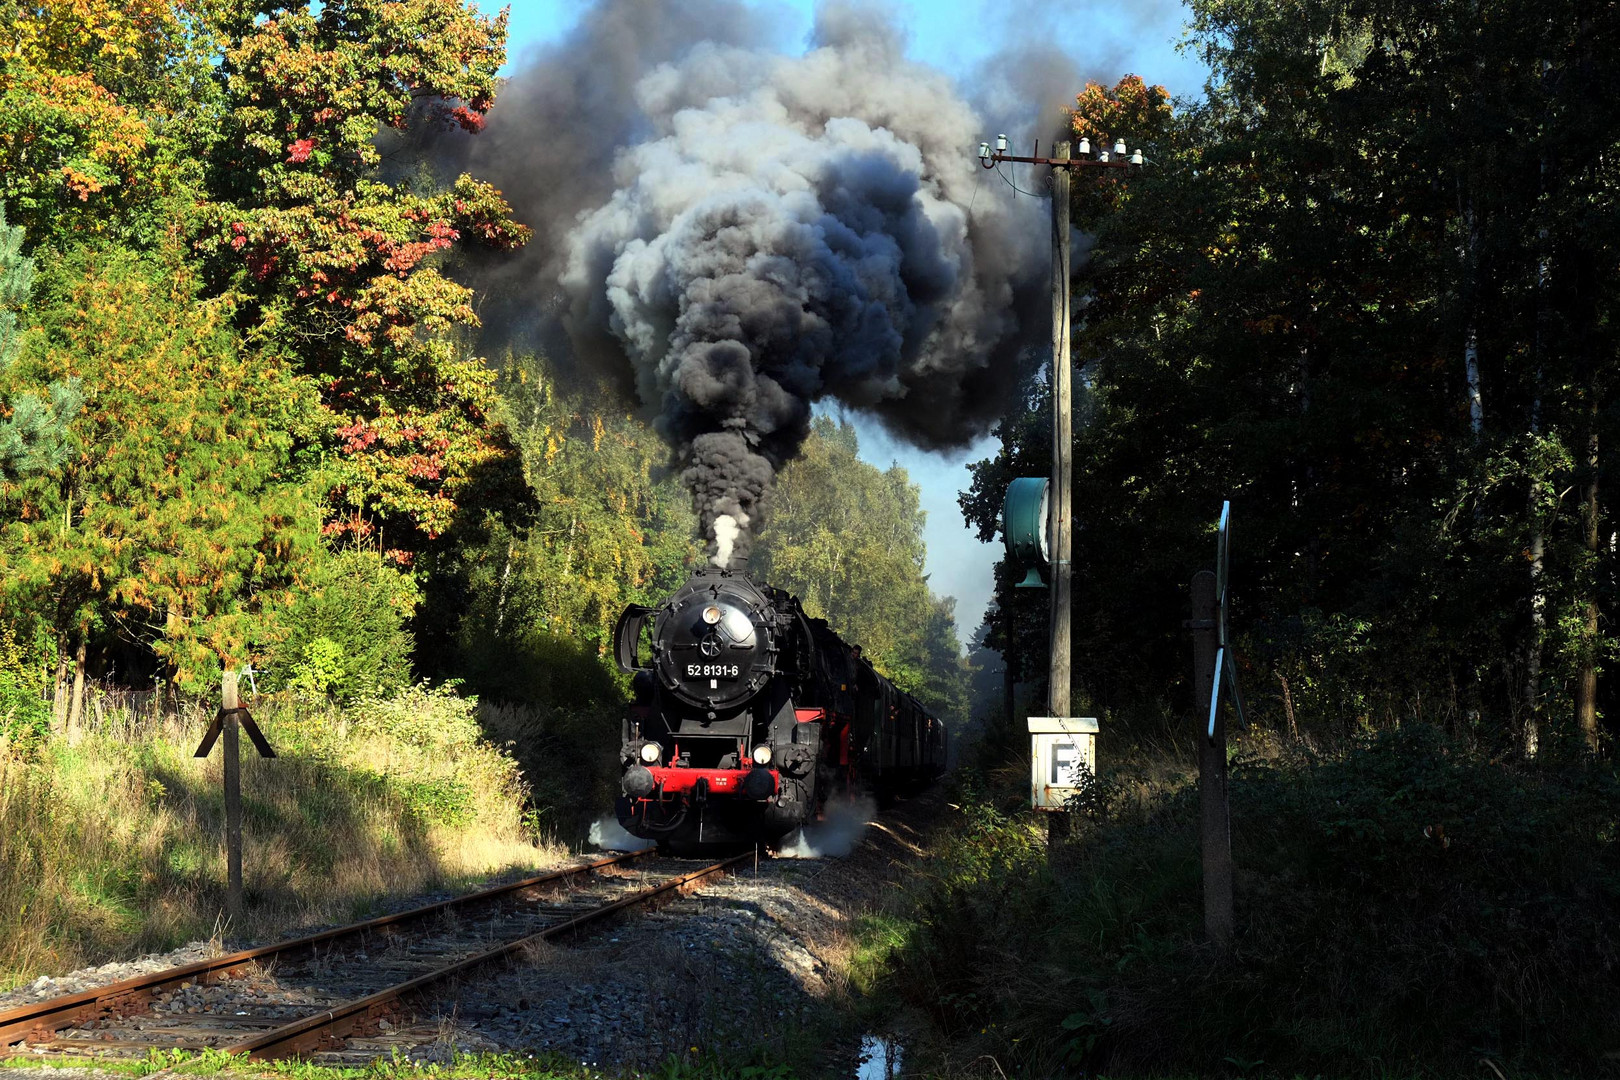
[224,850,757,1060]
[0,850,649,1047]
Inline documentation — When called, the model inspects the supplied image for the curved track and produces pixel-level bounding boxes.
[1,849,755,1062]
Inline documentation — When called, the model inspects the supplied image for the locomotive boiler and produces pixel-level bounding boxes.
[612,567,946,852]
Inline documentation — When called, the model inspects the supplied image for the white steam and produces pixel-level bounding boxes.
[588,814,656,852]
[774,794,877,858]
[710,511,749,568]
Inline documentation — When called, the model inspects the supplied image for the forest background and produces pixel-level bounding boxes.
[908,0,1620,1074]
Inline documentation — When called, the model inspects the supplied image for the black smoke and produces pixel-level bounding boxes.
[451,0,1076,565]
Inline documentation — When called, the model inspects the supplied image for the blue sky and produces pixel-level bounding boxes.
[500,1,1208,93]
[498,0,1208,646]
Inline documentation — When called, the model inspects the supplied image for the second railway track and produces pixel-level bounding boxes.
[1,849,757,1064]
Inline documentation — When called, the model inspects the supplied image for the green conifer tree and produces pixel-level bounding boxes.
[0,204,34,371]
[0,204,81,478]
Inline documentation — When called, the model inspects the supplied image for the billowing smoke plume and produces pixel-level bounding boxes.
[459,1,1054,564]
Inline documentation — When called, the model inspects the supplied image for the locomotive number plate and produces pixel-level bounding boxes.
[685,663,741,680]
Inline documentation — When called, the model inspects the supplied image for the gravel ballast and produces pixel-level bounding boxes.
[1,792,947,1075]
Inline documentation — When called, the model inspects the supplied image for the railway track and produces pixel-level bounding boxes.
[0,849,757,1063]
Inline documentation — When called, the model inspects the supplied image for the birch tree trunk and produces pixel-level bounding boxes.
[1575,410,1600,751]
[67,636,88,733]
[1524,236,1548,757]
[51,642,70,730]
[1461,198,1484,440]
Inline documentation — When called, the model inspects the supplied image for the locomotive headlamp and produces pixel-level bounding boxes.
[702,605,723,625]
[751,744,773,766]
[639,742,661,764]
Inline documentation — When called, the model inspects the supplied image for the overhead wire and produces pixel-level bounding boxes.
[993,161,1050,200]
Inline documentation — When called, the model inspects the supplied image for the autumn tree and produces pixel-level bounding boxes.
[0,0,218,250]
[195,0,533,560]
[0,0,564,707]
[0,246,320,701]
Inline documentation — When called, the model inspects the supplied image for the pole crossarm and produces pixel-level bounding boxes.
[986,153,1133,170]
[194,706,277,760]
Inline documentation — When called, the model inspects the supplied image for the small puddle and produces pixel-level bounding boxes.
[856,1034,903,1079]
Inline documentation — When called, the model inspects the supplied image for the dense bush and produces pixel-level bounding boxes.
[457,624,624,711]
[269,548,417,702]
[0,626,48,750]
[455,625,625,844]
[880,727,1620,1076]
[478,697,621,846]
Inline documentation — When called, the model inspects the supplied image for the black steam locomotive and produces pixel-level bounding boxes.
[612,567,947,852]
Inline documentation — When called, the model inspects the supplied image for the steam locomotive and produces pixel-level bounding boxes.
[612,567,947,852]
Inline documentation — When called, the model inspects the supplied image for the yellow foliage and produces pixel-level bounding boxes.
[10,0,180,76]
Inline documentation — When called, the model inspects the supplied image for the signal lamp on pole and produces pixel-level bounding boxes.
[978,129,1149,816]
[1003,477,1051,589]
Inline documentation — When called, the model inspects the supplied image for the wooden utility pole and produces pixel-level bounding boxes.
[1191,570,1233,948]
[1049,141,1072,722]
[979,134,1138,820]
[978,135,1137,724]
[222,669,244,922]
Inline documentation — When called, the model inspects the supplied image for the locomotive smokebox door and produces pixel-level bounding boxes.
[1027,716,1098,810]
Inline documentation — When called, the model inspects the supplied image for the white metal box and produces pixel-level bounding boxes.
[1027,716,1098,810]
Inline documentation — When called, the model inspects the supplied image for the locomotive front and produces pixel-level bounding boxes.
[612,568,822,851]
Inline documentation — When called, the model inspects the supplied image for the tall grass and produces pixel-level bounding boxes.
[0,684,562,988]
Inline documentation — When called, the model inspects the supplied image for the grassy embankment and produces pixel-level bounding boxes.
[841,723,1620,1079]
[0,685,564,988]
